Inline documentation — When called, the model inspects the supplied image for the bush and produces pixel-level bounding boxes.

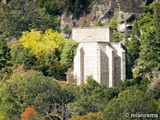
[19,29,65,63]
[60,39,78,69]
[0,0,57,38]
[71,112,104,120]
[92,20,102,27]
[104,87,158,120]
[65,0,96,18]
[0,70,61,119]
[108,15,118,30]
[112,30,124,42]
[19,29,78,79]
[67,76,119,115]
[0,37,12,81]
[10,43,40,70]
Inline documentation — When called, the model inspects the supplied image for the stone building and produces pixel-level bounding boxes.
[72,28,126,87]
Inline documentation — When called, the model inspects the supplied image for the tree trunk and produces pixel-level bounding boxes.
[61,103,65,120]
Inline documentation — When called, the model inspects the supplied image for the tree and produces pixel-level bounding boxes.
[133,1,160,78]
[154,0,160,42]
[117,77,150,92]
[21,107,39,120]
[148,79,160,100]
[42,49,66,79]
[108,14,124,42]
[104,87,158,120]
[0,70,62,119]
[0,70,78,119]
[19,29,65,63]
[65,0,95,18]
[58,83,78,120]
[0,37,12,80]
[0,37,11,70]
[19,29,78,79]
[37,0,65,16]
[108,15,118,30]
[0,0,58,38]
[139,28,159,74]
[70,112,104,120]
[127,20,140,67]
[67,76,119,116]
[10,43,40,70]
[60,39,78,69]
[153,0,160,70]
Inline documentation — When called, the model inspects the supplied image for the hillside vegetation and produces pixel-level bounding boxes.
[0,0,160,119]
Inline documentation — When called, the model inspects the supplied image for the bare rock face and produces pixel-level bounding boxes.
[60,0,152,36]
[61,13,73,38]
[91,0,146,25]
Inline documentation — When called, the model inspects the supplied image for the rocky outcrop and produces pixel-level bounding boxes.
[61,0,153,36]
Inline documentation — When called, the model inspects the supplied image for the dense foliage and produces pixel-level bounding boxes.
[10,43,40,70]
[0,37,12,80]
[37,0,95,18]
[0,71,80,119]
[130,0,160,79]
[0,0,160,120]
[37,0,65,16]
[18,29,77,79]
[104,87,158,120]
[70,112,104,120]
[127,20,140,67]
[0,0,59,38]
[108,15,124,42]
[0,70,76,119]
[19,29,65,63]
[67,76,119,115]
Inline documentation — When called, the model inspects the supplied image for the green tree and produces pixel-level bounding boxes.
[104,87,158,120]
[108,15,118,30]
[139,28,158,73]
[42,49,66,80]
[108,14,124,42]
[0,0,58,38]
[58,83,78,120]
[0,37,12,80]
[134,1,160,78]
[67,76,119,116]
[37,0,65,15]
[154,0,160,42]
[148,79,160,100]
[0,70,61,119]
[126,20,140,79]
[10,43,40,70]
[70,112,104,120]
[138,2,154,32]
[117,77,150,91]
[60,39,78,69]
[19,29,78,79]
[65,0,95,18]
[127,20,140,67]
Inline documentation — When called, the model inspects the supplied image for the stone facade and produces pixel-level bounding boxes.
[72,28,126,87]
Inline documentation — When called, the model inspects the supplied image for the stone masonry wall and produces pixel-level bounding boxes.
[72,28,112,42]
[73,28,126,87]
[73,43,100,84]
[98,42,109,86]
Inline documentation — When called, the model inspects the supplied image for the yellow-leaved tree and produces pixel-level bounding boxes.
[19,29,77,79]
[19,29,65,64]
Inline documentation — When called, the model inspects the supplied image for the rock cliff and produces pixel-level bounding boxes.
[61,0,154,36]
